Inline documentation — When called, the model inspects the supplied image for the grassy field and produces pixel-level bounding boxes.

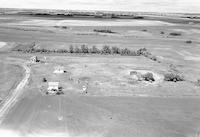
[0,14,200,137]
[0,62,24,101]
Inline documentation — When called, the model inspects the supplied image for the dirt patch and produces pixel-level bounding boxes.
[176,50,200,61]
[18,19,175,27]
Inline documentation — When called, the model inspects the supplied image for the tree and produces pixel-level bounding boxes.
[81,45,89,53]
[90,46,100,54]
[136,48,151,57]
[130,51,137,56]
[111,46,120,54]
[74,46,81,53]
[142,73,155,82]
[42,78,47,82]
[164,73,184,82]
[69,45,74,53]
[120,48,131,55]
[101,45,111,54]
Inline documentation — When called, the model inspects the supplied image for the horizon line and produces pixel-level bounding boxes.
[0,7,200,15]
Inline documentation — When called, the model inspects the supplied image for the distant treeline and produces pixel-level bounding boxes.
[25,13,144,19]
[93,29,116,34]
[13,44,159,62]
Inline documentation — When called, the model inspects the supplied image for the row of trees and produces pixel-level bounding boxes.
[93,29,116,34]
[17,45,147,56]
[15,44,158,62]
[69,45,135,55]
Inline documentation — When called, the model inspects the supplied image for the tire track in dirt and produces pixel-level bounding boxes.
[0,61,30,124]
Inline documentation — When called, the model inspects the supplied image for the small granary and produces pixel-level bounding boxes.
[47,82,59,94]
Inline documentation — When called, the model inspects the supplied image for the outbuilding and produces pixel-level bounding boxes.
[53,66,65,74]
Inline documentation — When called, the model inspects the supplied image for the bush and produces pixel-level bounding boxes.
[197,79,200,86]
[186,40,192,44]
[101,45,111,54]
[169,32,181,36]
[160,31,165,34]
[142,72,155,82]
[54,26,67,29]
[93,29,115,33]
[164,73,184,82]
[56,91,64,95]
[149,55,157,61]
[57,49,68,53]
[142,29,147,32]
[61,26,67,29]
[42,78,47,82]
[136,48,151,56]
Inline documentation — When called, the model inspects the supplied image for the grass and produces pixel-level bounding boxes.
[0,63,24,99]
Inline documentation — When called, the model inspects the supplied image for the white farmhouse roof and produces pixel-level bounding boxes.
[48,82,59,91]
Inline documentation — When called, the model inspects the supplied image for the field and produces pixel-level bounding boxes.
[0,61,24,101]
[0,13,200,137]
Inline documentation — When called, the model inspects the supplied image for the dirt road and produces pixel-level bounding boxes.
[0,61,30,123]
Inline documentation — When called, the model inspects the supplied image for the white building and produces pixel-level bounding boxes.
[53,66,65,74]
[30,56,38,63]
[47,82,59,94]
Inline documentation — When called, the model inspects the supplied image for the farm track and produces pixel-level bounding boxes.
[0,60,30,124]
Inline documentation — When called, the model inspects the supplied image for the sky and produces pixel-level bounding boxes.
[0,0,200,13]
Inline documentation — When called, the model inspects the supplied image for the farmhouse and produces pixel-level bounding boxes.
[47,82,59,94]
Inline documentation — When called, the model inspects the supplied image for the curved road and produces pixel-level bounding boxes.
[0,62,30,124]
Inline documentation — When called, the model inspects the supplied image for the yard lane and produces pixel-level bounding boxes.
[0,59,30,124]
